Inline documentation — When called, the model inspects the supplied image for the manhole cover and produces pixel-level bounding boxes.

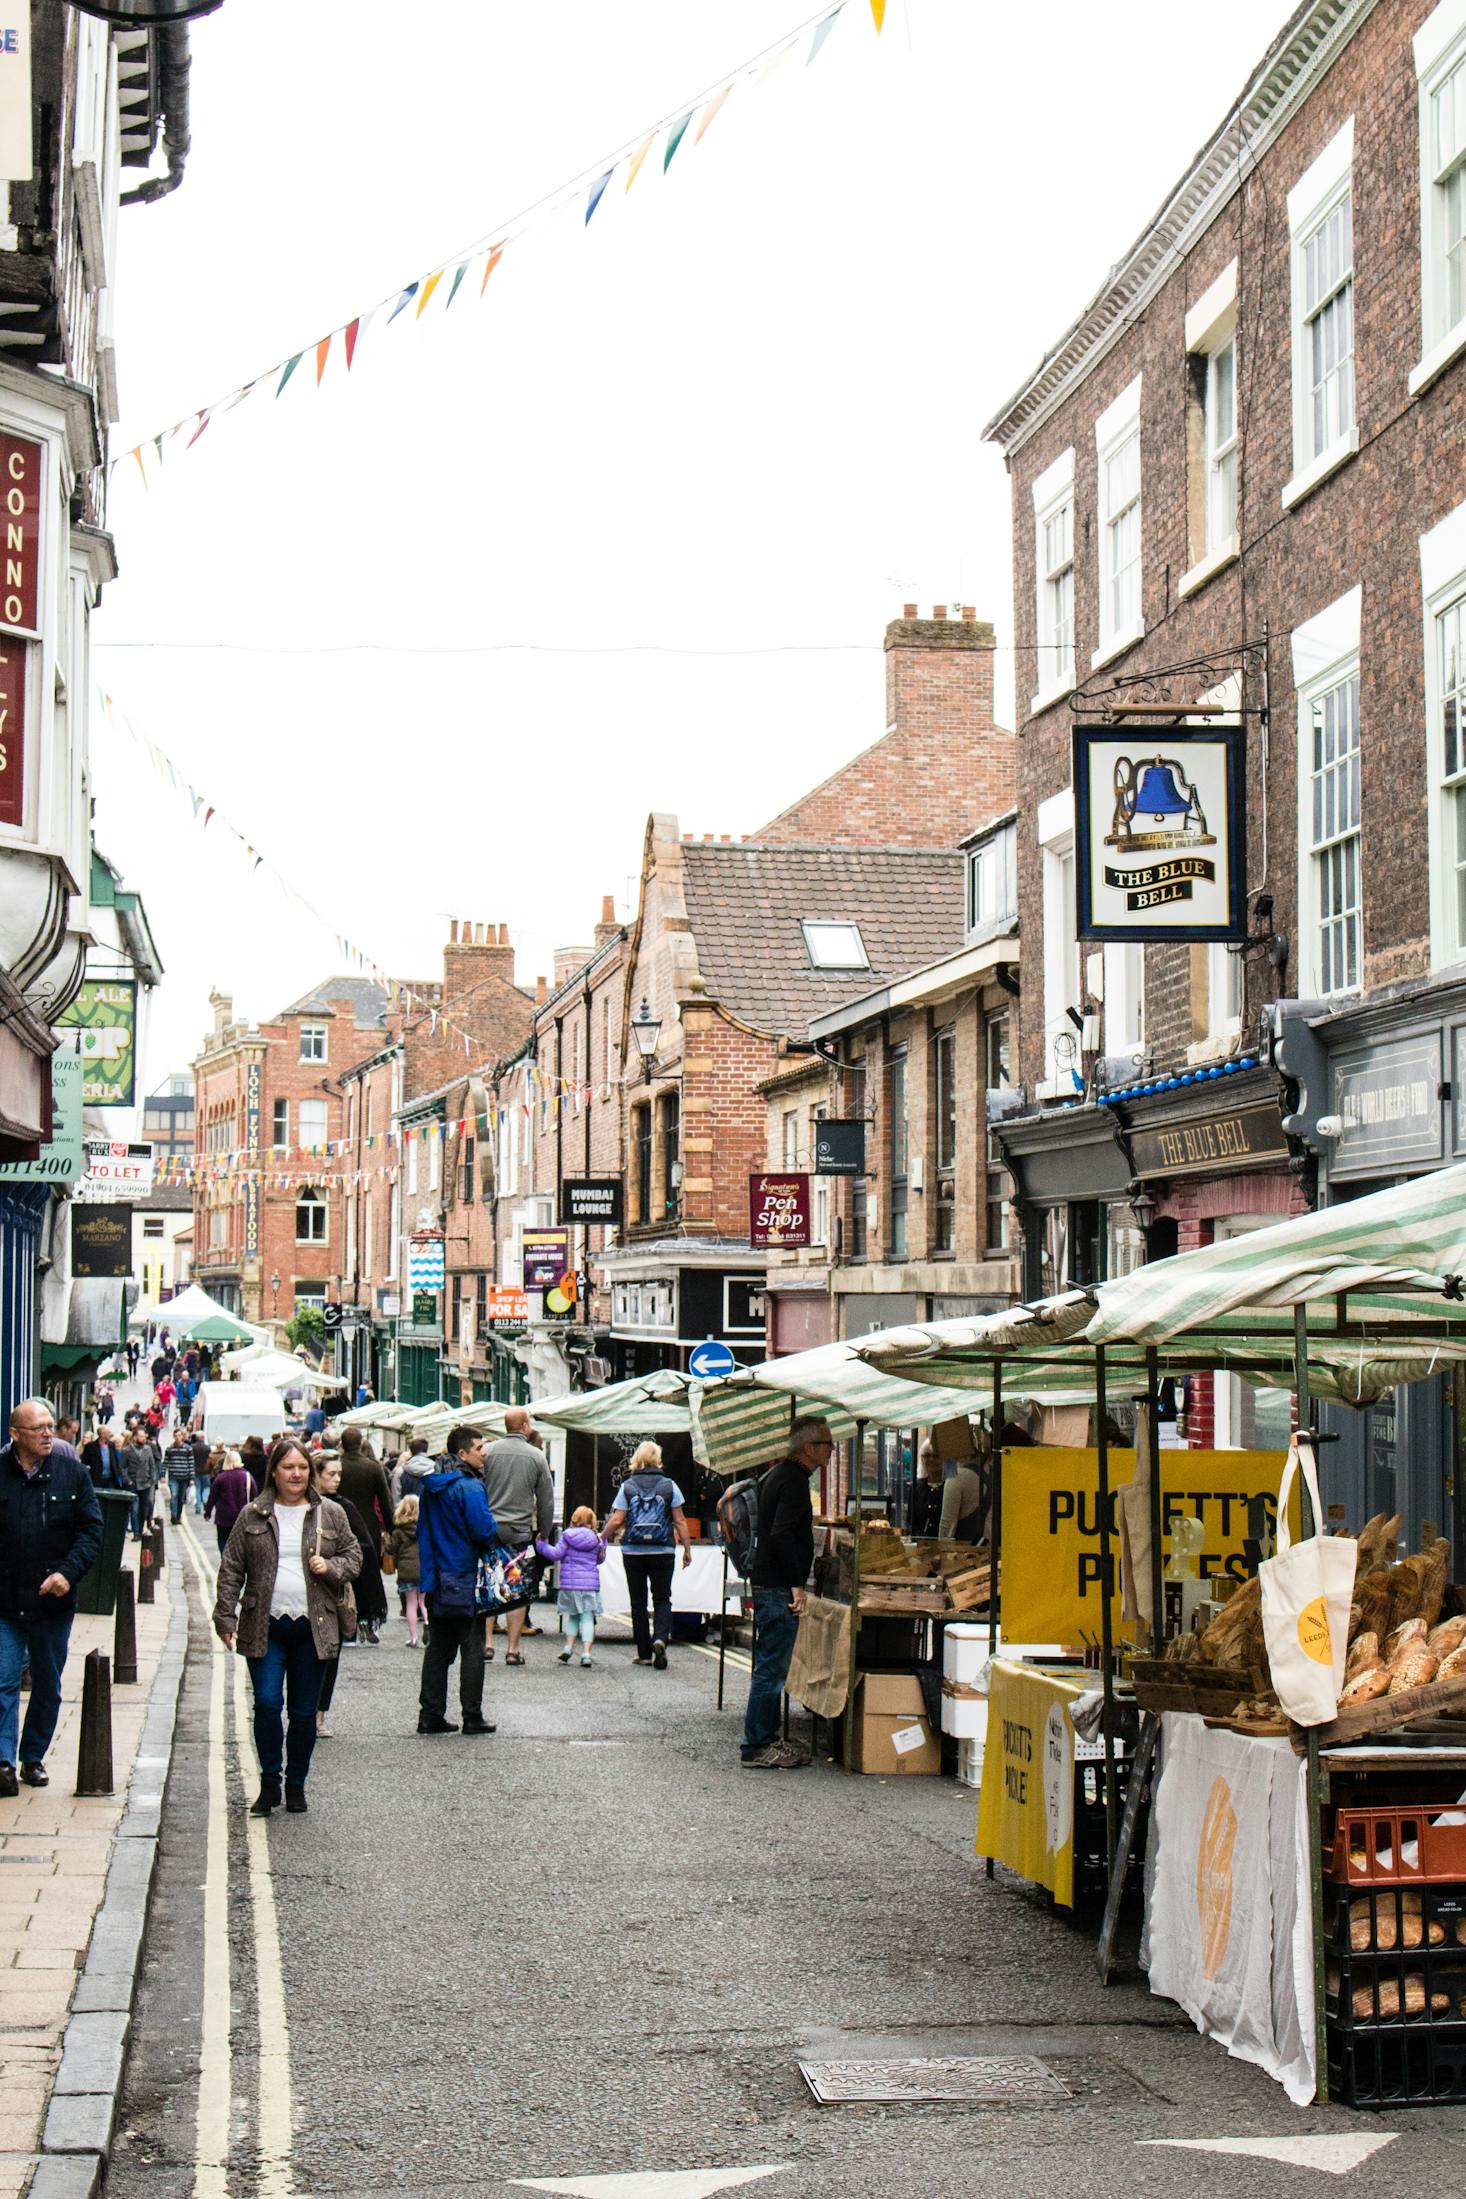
[798,2055,1072,2106]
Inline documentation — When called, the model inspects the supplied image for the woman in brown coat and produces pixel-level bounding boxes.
[213,1437,361,1818]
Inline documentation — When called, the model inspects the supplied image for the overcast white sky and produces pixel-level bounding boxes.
[89,0,1296,1092]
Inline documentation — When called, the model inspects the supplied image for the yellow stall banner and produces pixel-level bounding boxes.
[1001,1448,1293,1649]
[976,1660,1086,1906]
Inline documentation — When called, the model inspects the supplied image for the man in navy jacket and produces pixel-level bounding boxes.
[416,1426,499,1737]
[0,1399,103,1792]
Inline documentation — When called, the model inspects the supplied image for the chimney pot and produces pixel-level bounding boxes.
[933,604,947,620]
[703,832,714,842]
[601,894,615,923]
[720,834,731,843]
[682,833,692,842]
[535,975,548,1006]
[902,602,917,619]
[449,920,458,945]
[962,605,976,622]
[500,923,511,947]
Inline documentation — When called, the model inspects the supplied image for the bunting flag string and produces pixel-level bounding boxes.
[101,691,613,1106]
[112,3,862,489]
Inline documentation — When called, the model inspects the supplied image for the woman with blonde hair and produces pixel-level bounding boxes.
[601,1440,692,1669]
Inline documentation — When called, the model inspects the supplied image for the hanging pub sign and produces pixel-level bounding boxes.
[70,1205,132,1278]
[814,1118,866,1177]
[1073,725,1246,943]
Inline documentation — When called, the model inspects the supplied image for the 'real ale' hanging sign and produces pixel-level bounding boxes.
[1073,725,1246,943]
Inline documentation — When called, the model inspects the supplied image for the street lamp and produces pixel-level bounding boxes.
[630,998,662,1084]
[1129,1185,1158,1237]
[270,1270,281,1314]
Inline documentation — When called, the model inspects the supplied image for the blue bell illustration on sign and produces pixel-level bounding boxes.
[1106,753,1216,852]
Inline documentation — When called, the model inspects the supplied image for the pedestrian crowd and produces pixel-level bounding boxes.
[1,1355,832,1808]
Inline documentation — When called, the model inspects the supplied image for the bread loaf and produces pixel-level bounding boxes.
[1388,1642,1440,1693]
[1436,1641,1466,1684]
[1340,1665,1391,1703]
[1428,1613,1466,1658]
[1352,1976,1449,2018]
[1352,1570,1395,1644]
[1345,1631,1381,1680]
[1386,1617,1429,1663]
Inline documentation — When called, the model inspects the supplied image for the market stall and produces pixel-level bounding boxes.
[848,1161,1466,2107]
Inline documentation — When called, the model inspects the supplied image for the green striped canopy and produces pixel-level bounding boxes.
[856,1165,1466,1407]
[531,1369,692,1436]
[687,1337,1077,1479]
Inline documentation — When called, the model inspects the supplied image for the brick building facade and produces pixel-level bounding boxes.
[984,0,1466,1529]
[192,979,387,1326]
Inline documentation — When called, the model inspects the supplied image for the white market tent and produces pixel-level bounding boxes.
[532,1367,692,1436]
[219,1345,334,1395]
[333,1400,424,1433]
[131,1283,263,1346]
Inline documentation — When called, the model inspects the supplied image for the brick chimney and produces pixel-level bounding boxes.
[883,604,995,740]
[442,920,515,1012]
[593,894,620,950]
[535,975,548,1007]
[753,605,1010,850]
[553,945,593,989]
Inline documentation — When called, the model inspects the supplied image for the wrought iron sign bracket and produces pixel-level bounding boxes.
[1069,637,1272,727]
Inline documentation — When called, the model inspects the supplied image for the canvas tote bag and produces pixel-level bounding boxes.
[1258,1434,1356,1726]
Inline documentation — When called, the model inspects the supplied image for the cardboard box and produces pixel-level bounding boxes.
[852,1672,941,1775]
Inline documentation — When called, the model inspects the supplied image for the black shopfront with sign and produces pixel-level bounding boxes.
[1274,979,1466,1560]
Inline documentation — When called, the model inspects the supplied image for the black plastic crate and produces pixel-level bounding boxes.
[1328,2019,1466,2106]
[1326,1882,1466,1957]
[1326,1943,1466,2026]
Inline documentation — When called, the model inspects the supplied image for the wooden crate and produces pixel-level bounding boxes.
[1289,1669,1466,1753]
[945,1566,992,1613]
[858,1579,948,1615]
[1130,1657,1257,1714]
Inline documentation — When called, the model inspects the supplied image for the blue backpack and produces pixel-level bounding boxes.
[623,1473,673,1548]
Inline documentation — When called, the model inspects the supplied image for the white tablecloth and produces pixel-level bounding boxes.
[1146,1712,1314,2103]
[594,1543,745,1618]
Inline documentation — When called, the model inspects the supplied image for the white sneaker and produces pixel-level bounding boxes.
[558,1648,573,1664]
[580,1653,593,1667]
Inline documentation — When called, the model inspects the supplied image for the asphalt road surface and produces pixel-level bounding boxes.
[101,1517,1466,2199]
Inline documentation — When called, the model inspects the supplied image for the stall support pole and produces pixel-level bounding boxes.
[842,1420,867,1777]
[1145,1346,1165,1651]
[986,1363,1003,1878]
[717,1547,729,1711]
[1095,1346,1120,1879]
[1296,1301,1330,2105]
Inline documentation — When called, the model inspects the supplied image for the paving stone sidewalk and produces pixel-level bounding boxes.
[0,1554,178,2199]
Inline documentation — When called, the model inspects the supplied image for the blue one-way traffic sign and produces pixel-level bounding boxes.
[688,1339,737,1380]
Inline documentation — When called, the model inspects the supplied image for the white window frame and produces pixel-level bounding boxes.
[271,1097,288,1150]
[388,1180,400,1281]
[801,919,869,970]
[299,1023,327,1064]
[362,1189,373,1279]
[1412,0,1466,392]
[298,1096,328,1151]
[1181,262,1240,600]
[295,1190,327,1246]
[966,821,1017,938]
[1291,585,1363,997]
[1283,118,1358,509]
[406,1134,418,1196]
[1038,788,1082,1099]
[1422,495,1466,967]
[1031,446,1075,712]
[428,1122,441,1192]
[1102,943,1145,1054]
[1092,376,1143,668]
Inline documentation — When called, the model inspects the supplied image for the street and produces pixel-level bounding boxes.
[87,1523,1466,2199]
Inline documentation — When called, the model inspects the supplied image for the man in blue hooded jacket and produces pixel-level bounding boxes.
[416,1426,499,1736]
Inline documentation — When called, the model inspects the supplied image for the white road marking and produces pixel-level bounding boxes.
[512,2169,787,2197]
[176,1522,232,2199]
[183,1514,298,2197]
[1142,2134,1399,2175]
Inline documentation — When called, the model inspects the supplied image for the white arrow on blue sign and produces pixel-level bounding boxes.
[688,1339,738,1380]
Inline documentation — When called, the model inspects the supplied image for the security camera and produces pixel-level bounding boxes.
[1316,1114,1344,1138]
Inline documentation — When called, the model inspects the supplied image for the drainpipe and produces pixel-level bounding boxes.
[119,23,191,205]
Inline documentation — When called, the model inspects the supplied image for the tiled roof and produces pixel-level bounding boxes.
[680,843,966,1036]
[278,977,389,1028]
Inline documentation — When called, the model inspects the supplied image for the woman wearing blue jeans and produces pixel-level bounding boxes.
[213,1439,361,1818]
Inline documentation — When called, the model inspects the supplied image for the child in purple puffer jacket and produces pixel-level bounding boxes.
[537,1506,607,1668]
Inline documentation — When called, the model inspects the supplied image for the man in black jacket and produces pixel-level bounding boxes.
[741,1417,831,1771]
[0,1400,103,1793]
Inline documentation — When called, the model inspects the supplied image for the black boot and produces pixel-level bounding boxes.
[284,1784,307,1814]
[461,1711,496,1735]
[250,1778,282,1817]
[417,1712,458,1734]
